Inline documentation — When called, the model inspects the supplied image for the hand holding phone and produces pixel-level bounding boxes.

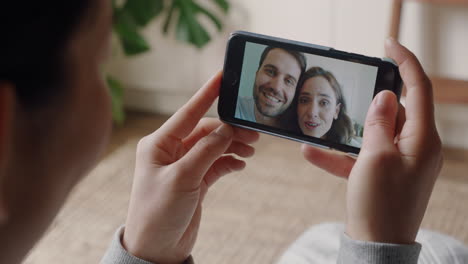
[123,72,259,264]
[219,31,402,155]
[303,38,443,244]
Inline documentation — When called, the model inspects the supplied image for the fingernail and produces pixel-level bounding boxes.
[375,91,384,106]
[375,91,386,106]
[234,161,246,171]
[385,37,402,48]
[375,91,394,107]
[385,37,396,46]
[215,124,233,138]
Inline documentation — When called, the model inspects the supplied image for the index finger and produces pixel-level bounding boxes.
[157,71,223,140]
[385,38,436,131]
[301,144,355,178]
[182,118,260,151]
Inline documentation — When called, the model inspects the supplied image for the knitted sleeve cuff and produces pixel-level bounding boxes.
[337,232,421,264]
[100,226,194,264]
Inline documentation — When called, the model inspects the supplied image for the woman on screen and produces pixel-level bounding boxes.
[296,67,355,145]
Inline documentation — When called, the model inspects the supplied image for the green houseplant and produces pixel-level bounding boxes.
[108,0,230,124]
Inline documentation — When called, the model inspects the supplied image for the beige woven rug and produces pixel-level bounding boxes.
[25,113,468,264]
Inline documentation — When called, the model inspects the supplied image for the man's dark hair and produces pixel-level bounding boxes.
[0,1,92,109]
[257,46,307,76]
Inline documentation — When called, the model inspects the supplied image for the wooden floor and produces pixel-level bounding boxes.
[25,112,468,264]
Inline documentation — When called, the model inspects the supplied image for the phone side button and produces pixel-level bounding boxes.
[225,70,239,86]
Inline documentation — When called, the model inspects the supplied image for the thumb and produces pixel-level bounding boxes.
[361,90,399,153]
[174,124,233,188]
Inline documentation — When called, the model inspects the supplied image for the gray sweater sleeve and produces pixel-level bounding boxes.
[337,233,421,264]
[101,226,420,264]
[100,226,194,264]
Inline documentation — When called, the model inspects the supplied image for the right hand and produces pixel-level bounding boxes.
[301,38,443,244]
[122,72,259,264]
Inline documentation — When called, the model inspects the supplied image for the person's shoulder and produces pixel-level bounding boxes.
[235,96,255,122]
[237,96,254,110]
[238,96,253,104]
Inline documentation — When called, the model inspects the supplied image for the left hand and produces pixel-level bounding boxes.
[122,72,259,264]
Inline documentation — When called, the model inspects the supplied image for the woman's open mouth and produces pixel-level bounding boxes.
[304,121,320,129]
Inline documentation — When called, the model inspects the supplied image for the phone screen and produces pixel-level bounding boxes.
[233,42,380,149]
[219,32,401,154]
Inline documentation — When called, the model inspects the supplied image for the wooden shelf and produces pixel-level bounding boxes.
[391,0,468,104]
[431,76,468,104]
[410,0,468,5]
[401,76,468,104]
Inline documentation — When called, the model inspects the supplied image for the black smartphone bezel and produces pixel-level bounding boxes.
[219,31,402,155]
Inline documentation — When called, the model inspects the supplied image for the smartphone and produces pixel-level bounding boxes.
[218,31,402,155]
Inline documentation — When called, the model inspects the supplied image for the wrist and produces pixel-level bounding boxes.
[122,229,189,264]
[121,230,154,262]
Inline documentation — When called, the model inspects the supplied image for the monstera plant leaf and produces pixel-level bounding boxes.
[112,0,164,56]
[163,0,229,48]
[107,76,125,125]
[109,0,230,124]
[123,0,164,27]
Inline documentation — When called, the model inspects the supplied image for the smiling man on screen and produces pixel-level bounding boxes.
[235,46,306,127]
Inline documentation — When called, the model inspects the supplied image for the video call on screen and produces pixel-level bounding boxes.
[235,42,379,148]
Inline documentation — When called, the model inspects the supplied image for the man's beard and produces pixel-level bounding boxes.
[253,84,288,118]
